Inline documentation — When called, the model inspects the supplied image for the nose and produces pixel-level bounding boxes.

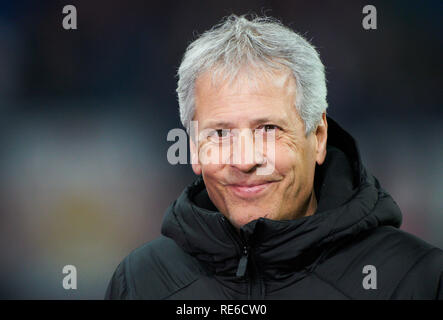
[230,128,265,173]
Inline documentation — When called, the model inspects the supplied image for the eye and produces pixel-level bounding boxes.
[255,124,279,134]
[263,124,278,132]
[208,129,231,142]
[216,129,229,137]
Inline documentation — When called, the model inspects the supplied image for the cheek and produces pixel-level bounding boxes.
[201,166,231,214]
[273,140,300,174]
[273,139,316,190]
[200,164,230,203]
[201,168,221,198]
[201,163,224,181]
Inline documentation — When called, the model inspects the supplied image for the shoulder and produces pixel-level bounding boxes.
[315,226,443,299]
[369,226,443,299]
[105,236,206,300]
[360,225,441,257]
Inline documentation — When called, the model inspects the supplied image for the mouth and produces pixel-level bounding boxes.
[227,181,276,198]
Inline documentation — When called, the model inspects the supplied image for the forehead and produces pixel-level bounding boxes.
[195,65,296,98]
[194,66,297,126]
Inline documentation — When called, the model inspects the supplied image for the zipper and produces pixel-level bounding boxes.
[221,217,249,275]
[236,244,249,278]
[220,216,264,299]
[248,246,264,299]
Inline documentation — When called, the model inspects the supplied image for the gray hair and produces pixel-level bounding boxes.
[176,14,328,136]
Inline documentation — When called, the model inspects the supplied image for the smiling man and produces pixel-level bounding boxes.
[105,14,443,300]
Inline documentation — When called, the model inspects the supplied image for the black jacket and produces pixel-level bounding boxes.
[105,117,443,300]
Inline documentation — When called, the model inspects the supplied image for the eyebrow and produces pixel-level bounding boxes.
[250,117,289,127]
[202,117,289,129]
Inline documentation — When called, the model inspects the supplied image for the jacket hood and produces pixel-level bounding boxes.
[161,116,402,281]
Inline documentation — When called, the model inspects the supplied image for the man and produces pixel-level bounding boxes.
[105,14,443,299]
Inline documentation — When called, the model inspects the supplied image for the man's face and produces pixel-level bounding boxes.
[191,67,327,229]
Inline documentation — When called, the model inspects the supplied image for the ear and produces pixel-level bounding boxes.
[314,113,328,165]
[190,136,202,175]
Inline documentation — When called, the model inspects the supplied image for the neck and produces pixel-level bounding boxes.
[284,189,318,220]
[232,190,318,233]
[303,190,318,218]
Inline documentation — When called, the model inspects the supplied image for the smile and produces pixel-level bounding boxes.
[227,181,275,198]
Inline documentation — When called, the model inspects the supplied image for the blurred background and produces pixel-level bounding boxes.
[0,0,441,299]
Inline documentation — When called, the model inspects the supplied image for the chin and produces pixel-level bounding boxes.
[228,208,271,228]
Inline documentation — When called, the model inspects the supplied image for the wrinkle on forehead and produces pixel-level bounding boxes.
[195,63,297,99]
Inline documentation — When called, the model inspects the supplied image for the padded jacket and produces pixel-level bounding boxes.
[105,117,443,300]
